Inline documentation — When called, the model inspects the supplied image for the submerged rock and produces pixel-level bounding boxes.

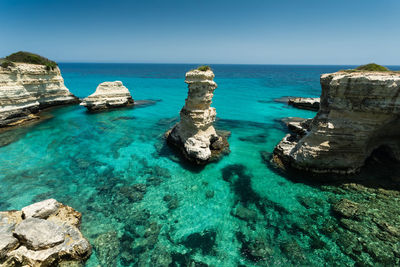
[93,231,120,267]
[80,81,134,111]
[0,62,79,127]
[166,68,230,165]
[287,97,320,111]
[0,199,91,266]
[274,71,400,174]
[332,199,361,219]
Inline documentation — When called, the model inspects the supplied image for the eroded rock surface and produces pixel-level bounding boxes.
[288,97,320,111]
[0,199,91,266]
[166,69,229,164]
[274,71,400,174]
[0,63,79,127]
[80,81,134,111]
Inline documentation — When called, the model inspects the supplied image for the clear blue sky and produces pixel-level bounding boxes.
[1,0,399,65]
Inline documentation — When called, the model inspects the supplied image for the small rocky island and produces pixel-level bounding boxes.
[274,66,400,174]
[80,81,134,111]
[166,66,229,165]
[0,52,79,127]
[0,199,91,266]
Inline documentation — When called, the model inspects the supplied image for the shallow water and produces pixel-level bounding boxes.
[1,64,400,266]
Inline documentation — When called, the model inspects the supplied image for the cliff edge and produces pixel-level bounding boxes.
[0,53,78,127]
[273,70,400,174]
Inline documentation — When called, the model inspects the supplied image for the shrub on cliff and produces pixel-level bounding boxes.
[5,51,57,70]
[197,65,211,71]
[1,60,15,68]
[355,63,389,72]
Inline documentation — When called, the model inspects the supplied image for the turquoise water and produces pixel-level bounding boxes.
[1,64,399,266]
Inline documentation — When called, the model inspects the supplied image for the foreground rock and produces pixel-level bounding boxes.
[0,199,91,266]
[166,68,229,164]
[288,97,320,111]
[80,81,134,111]
[0,63,79,127]
[274,71,400,174]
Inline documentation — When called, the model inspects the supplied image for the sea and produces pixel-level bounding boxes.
[1,64,399,266]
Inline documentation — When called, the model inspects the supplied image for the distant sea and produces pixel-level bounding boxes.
[1,64,399,266]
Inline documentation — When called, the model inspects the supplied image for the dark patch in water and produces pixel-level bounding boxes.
[134,99,162,108]
[257,99,272,104]
[163,194,179,210]
[221,164,261,207]
[236,232,273,263]
[155,117,179,128]
[111,116,136,121]
[181,230,216,255]
[238,133,268,144]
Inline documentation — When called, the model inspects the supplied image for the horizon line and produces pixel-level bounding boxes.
[57,62,400,67]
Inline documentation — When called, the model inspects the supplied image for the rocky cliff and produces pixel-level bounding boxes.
[0,63,78,127]
[166,68,229,164]
[80,81,134,111]
[274,71,400,174]
[0,199,91,266]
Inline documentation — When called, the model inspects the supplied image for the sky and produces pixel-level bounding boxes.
[0,0,399,65]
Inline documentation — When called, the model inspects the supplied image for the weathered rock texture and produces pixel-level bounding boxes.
[166,69,229,164]
[80,81,134,111]
[0,199,91,266]
[0,63,78,127]
[288,97,320,111]
[274,71,400,174]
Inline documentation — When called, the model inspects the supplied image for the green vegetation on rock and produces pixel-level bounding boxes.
[197,65,211,71]
[4,51,57,70]
[355,63,389,72]
[0,60,15,68]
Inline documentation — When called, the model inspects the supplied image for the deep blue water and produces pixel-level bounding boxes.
[1,64,399,266]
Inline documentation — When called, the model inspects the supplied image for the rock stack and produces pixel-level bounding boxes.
[80,81,134,111]
[273,71,400,174]
[166,67,229,164]
[0,199,91,266]
[0,63,79,127]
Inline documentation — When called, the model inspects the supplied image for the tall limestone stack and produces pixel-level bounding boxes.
[0,63,78,127]
[166,67,229,164]
[273,70,400,174]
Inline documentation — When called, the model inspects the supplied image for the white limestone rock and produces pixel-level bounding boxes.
[14,218,65,250]
[22,198,60,219]
[0,63,78,127]
[166,69,230,164]
[0,234,18,259]
[0,199,91,266]
[274,71,400,174]
[80,81,134,111]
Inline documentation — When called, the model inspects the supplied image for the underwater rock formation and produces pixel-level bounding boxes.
[0,63,79,127]
[0,199,91,266]
[274,71,400,174]
[166,68,229,164]
[288,97,320,111]
[80,81,134,111]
